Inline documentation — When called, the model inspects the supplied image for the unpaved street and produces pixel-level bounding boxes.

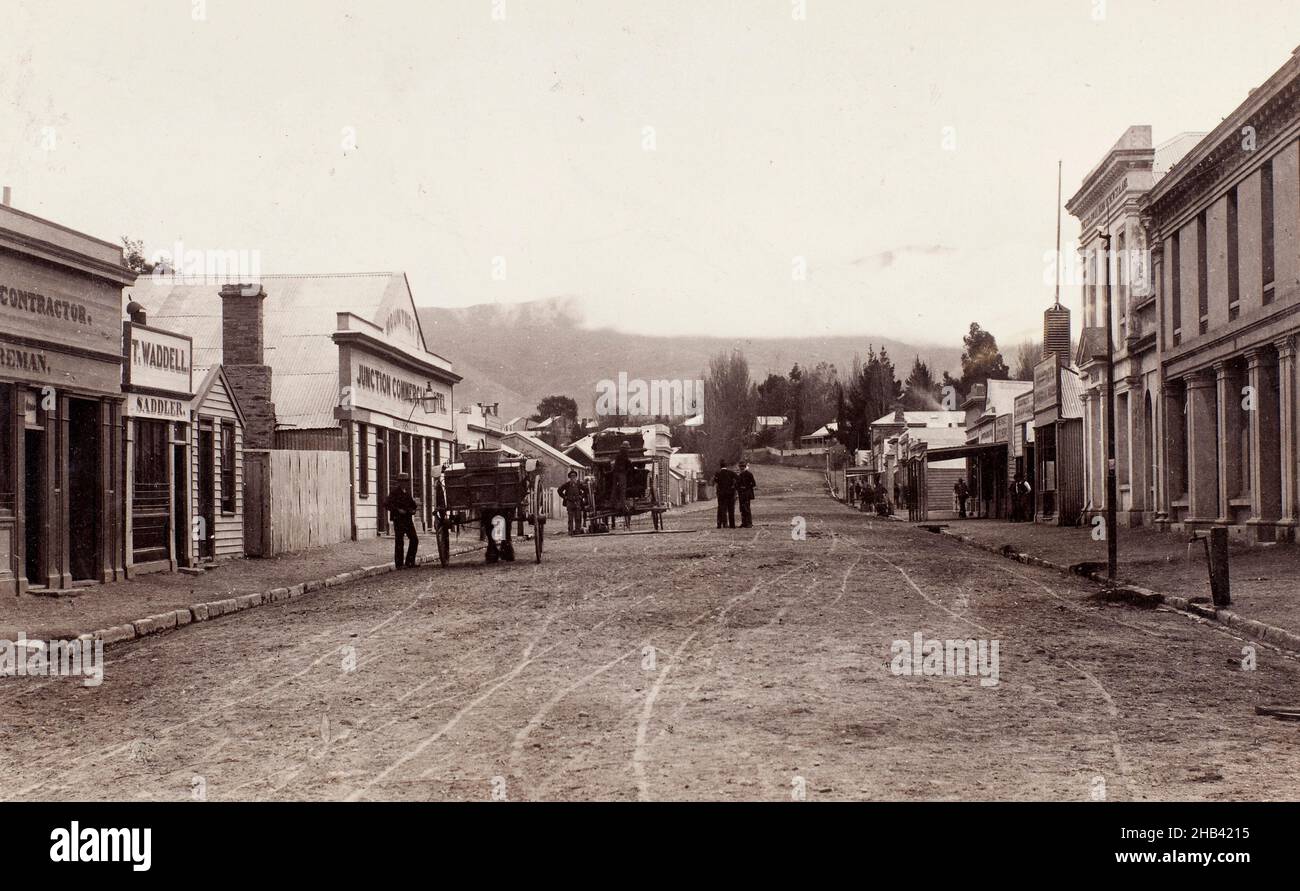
[2,465,1298,801]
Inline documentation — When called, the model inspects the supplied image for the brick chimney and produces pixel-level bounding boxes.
[220,283,276,449]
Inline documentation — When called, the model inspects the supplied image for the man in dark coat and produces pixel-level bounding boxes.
[558,469,586,534]
[712,459,736,529]
[387,472,419,569]
[954,478,970,519]
[735,460,757,528]
[611,440,633,514]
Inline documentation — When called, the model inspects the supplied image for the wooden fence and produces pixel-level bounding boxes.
[267,450,351,555]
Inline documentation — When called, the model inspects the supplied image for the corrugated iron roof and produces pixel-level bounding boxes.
[1059,368,1085,419]
[127,273,439,431]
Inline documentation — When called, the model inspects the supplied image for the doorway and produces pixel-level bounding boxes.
[376,433,389,534]
[67,399,101,582]
[24,427,43,585]
[197,427,215,561]
[173,433,189,566]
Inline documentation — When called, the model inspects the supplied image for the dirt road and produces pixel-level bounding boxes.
[2,465,1297,801]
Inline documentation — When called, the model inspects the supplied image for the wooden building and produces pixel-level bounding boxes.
[121,314,194,575]
[129,273,460,552]
[186,365,246,564]
[0,201,134,595]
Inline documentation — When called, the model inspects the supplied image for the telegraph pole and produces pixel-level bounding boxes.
[1098,229,1119,580]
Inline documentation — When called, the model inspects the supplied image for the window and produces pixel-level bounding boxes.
[1227,187,1240,320]
[1117,230,1127,336]
[358,422,369,497]
[0,384,12,514]
[1196,212,1208,334]
[1171,231,1182,344]
[220,421,236,513]
[1262,159,1275,303]
[400,434,411,476]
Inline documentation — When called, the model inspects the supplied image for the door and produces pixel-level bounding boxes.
[173,437,188,566]
[67,399,100,582]
[375,434,388,534]
[24,428,42,585]
[197,428,215,560]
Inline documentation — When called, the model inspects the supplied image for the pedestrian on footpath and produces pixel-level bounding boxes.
[736,460,757,528]
[387,472,419,569]
[712,459,737,529]
[558,469,586,535]
[954,478,969,518]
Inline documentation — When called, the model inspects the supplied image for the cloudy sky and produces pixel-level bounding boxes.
[4,0,1300,347]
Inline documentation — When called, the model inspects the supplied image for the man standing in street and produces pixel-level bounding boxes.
[388,472,419,569]
[735,460,757,528]
[612,440,633,515]
[712,458,736,529]
[954,478,969,519]
[558,469,586,535]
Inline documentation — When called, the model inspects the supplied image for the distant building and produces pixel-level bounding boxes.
[456,401,504,452]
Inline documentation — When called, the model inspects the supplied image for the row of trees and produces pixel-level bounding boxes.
[699,323,1046,460]
[522,322,1042,469]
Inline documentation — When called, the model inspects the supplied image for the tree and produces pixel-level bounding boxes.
[702,349,756,469]
[121,236,155,275]
[959,322,1010,394]
[1012,339,1041,381]
[755,373,791,418]
[532,394,579,423]
[902,356,939,410]
[835,346,902,451]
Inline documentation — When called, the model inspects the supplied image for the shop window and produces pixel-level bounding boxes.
[220,421,236,513]
[358,423,369,497]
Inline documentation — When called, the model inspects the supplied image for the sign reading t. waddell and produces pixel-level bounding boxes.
[124,321,193,396]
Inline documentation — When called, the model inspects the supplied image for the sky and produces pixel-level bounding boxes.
[4,0,1300,348]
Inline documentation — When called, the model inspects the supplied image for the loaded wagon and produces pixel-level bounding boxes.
[581,427,671,532]
[432,449,548,564]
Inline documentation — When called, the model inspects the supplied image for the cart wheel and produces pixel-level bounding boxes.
[534,517,544,563]
[437,518,450,567]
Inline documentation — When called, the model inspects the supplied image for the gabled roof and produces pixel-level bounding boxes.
[128,272,452,431]
[564,434,595,461]
[869,410,965,428]
[1075,327,1108,365]
[502,431,583,468]
[191,364,247,427]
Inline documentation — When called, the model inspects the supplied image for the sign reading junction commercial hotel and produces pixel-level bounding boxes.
[122,321,193,418]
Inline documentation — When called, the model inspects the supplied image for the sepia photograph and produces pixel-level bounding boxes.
[1,0,1297,874]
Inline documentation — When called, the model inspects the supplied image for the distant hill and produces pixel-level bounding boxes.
[416,297,964,421]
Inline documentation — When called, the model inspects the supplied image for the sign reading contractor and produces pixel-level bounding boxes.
[124,322,192,395]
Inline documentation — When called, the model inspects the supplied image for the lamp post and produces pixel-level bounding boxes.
[1098,230,1119,580]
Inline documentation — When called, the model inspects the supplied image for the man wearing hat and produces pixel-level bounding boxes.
[735,460,757,528]
[558,469,586,534]
[387,472,419,569]
[712,458,737,529]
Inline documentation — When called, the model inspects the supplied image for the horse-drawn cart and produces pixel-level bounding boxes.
[433,449,548,565]
[582,428,671,533]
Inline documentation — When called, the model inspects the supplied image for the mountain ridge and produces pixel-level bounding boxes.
[417,297,964,421]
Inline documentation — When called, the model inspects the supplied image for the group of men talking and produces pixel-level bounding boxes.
[711,459,756,528]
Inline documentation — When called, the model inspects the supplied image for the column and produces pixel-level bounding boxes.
[1079,390,1092,512]
[1186,369,1219,524]
[1276,336,1298,534]
[1216,362,1238,524]
[1247,348,1282,538]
